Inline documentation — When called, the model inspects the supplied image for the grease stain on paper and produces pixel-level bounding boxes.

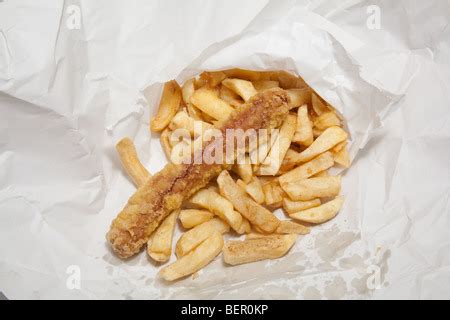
[314,225,359,261]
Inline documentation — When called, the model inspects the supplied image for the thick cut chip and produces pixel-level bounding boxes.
[296,126,348,163]
[253,80,279,91]
[190,88,234,121]
[314,111,341,130]
[160,231,223,281]
[311,92,330,116]
[217,170,280,233]
[290,196,344,224]
[239,176,265,204]
[147,209,179,262]
[332,141,347,153]
[279,151,334,186]
[279,149,302,174]
[262,179,287,207]
[186,103,204,121]
[199,71,227,87]
[276,71,307,89]
[169,110,213,137]
[313,170,330,177]
[313,127,323,138]
[116,137,151,187]
[223,234,297,265]
[256,114,297,175]
[175,218,229,257]
[219,85,244,107]
[293,105,314,146]
[250,130,276,166]
[190,189,242,232]
[282,198,321,214]
[276,220,310,235]
[245,233,278,239]
[151,80,182,132]
[234,155,253,183]
[160,128,173,160]
[179,209,214,229]
[222,78,258,101]
[222,68,276,82]
[286,88,311,109]
[334,145,351,168]
[281,176,341,201]
[181,78,196,105]
[236,217,252,234]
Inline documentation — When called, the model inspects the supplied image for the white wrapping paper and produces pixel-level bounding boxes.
[1,0,449,299]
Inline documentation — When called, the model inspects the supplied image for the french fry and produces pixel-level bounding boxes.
[283,198,321,214]
[281,176,341,201]
[151,80,182,132]
[190,189,243,232]
[253,80,279,91]
[222,68,276,82]
[147,209,179,262]
[160,231,223,281]
[279,151,335,185]
[311,92,330,116]
[168,123,192,160]
[223,234,297,265]
[296,126,348,163]
[276,71,307,89]
[262,179,287,207]
[332,141,347,153]
[234,155,253,183]
[245,233,277,239]
[240,176,265,204]
[116,138,151,187]
[181,78,195,105]
[222,78,258,101]
[289,196,344,224]
[186,103,204,121]
[175,218,229,257]
[292,105,314,146]
[313,127,324,138]
[313,170,330,177]
[191,87,234,121]
[249,130,275,166]
[199,71,227,87]
[236,217,252,235]
[219,85,244,107]
[334,146,351,168]
[314,111,341,130]
[252,225,270,234]
[256,114,297,175]
[276,220,310,235]
[179,209,214,229]
[160,128,173,160]
[217,170,280,233]
[286,88,311,109]
[279,149,302,173]
[169,109,214,137]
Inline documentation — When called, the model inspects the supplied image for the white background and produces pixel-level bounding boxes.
[0,0,449,299]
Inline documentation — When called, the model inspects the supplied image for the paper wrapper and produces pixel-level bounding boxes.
[1,0,449,299]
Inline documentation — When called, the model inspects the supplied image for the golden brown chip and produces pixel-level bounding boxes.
[223,234,297,265]
[151,80,182,132]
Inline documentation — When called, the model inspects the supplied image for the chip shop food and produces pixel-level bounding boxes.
[107,68,351,281]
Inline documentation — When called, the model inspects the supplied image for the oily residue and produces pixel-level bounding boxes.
[339,254,366,269]
[324,277,348,300]
[303,286,322,300]
[351,249,392,296]
[314,225,359,261]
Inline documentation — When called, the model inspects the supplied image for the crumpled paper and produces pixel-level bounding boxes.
[1,0,449,299]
